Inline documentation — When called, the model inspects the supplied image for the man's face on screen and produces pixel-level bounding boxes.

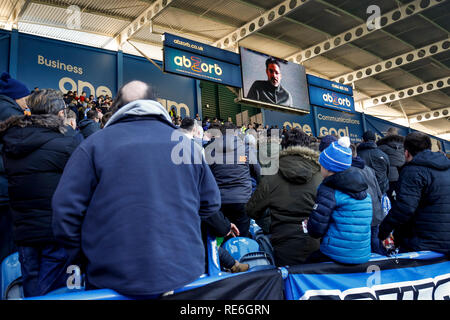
[266,63,281,87]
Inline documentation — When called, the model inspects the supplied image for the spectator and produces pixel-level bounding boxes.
[63,109,84,144]
[378,132,450,254]
[180,117,203,146]
[246,128,322,266]
[100,111,113,129]
[307,137,372,264]
[0,88,80,297]
[78,109,101,139]
[0,72,30,263]
[350,144,385,255]
[376,131,405,202]
[205,122,255,238]
[357,130,390,194]
[52,80,221,297]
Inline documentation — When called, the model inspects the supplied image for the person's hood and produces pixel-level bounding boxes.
[78,118,96,129]
[0,114,66,157]
[104,99,172,128]
[357,141,377,151]
[278,146,320,184]
[410,150,450,171]
[323,166,368,199]
[351,156,365,169]
[377,135,404,149]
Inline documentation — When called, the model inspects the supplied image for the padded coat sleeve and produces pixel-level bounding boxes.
[246,176,271,220]
[307,184,336,239]
[378,165,426,240]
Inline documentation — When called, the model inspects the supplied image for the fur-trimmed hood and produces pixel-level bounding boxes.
[278,146,321,184]
[0,114,67,157]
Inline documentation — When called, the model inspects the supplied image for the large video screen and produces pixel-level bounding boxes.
[240,47,310,113]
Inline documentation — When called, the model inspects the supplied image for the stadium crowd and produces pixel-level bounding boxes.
[0,72,449,298]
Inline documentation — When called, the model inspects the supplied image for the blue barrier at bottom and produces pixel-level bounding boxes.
[284,251,450,300]
[4,237,449,300]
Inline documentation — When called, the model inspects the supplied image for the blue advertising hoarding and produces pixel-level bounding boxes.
[123,53,197,118]
[307,74,353,95]
[164,33,240,65]
[262,109,315,135]
[308,85,355,113]
[365,114,410,140]
[0,30,9,74]
[163,33,242,88]
[163,46,242,88]
[16,33,117,98]
[315,106,363,142]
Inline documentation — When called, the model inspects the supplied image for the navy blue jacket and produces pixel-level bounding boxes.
[52,100,221,296]
[0,95,24,205]
[205,135,255,204]
[378,150,450,254]
[307,167,373,264]
[78,118,100,139]
[357,142,390,194]
[0,114,79,245]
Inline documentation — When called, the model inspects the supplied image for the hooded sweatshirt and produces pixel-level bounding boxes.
[52,99,221,296]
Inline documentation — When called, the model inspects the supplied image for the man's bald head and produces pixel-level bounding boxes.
[111,80,157,113]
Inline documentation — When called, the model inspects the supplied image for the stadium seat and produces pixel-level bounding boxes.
[1,252,22,300]
[222,237,260,261]
[239,251,275,269]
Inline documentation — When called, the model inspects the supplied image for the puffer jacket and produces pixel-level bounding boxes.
[378,150,450,254]
[0,114,80,245]
[377,135,405,182]
[352,156,383,227]
[0,94,24,205]
[246,146,323,265]
[357,141,390,194]
[307,166,373,264]
[206,135,256,204]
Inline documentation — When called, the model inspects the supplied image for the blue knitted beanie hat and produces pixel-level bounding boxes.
[319,136,352,172]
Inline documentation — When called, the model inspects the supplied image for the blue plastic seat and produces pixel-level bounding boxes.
[222,237,260,261]
[1,252,22,300]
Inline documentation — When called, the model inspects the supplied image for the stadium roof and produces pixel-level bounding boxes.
[1,0,449,140]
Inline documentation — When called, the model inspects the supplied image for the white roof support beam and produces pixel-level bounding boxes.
[213,0,313,49]
[107,0,175,48]
[332,38,450,85]
[7,0,30,27]
[285,0,444,63]
[363,76,450,109]
[409,106,450,124]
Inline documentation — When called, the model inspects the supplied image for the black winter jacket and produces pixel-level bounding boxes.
[0,114,80,245]
[206,135,257,204]
[378,150,450,254]
[0,95,24,205]
[246,146,322,265]
[357,141,390,194]
[352,156,383,227]
[377,135,405,182]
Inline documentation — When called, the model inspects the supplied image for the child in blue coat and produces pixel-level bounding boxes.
[306,137,373,264]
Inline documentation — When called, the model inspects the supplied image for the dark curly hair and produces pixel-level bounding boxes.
[285,128,310,148]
